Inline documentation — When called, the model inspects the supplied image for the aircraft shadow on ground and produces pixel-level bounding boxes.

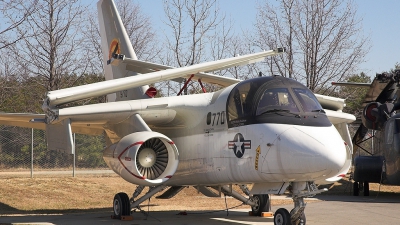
[0,205,273,225]
[317,178,400,204]
[130,209,274,224]
[0,201,113,215]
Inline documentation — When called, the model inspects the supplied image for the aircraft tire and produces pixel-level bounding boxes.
[264,194,271,212]
[113,192,130,219]
[251,194,267,216]
[363,182,369,196]
[274,208,291,225]
[353,182,359,196]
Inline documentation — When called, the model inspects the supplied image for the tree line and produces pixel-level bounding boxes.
[0,0,373,106]
[0,0,391,168]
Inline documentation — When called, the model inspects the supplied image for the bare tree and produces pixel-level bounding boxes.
[163,0,223,67]
[162,0,236,95]
[14,0,87,91]
[83,0,159,74]
[0,0,38,50]
[255,0,369,92]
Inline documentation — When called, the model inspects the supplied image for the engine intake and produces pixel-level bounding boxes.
[362,102,394,130]
[103,131,179,186]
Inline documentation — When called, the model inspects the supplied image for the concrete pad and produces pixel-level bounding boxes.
[0,210,274,225]
[1,194,400,224]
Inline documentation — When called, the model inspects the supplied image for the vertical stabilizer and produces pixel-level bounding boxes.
[97,0,150,102]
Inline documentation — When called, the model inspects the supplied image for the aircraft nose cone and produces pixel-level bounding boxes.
[271,125,346,178]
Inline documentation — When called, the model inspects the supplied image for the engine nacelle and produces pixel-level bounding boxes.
[103,131,179,186]
[362,102,394,130]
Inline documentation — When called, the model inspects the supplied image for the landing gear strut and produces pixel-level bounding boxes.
[274,182,326,225]
[353,181,359,196]
[353,181,369,196]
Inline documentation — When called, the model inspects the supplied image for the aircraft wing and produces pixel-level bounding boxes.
[122,58,241,87]
[0,112,105,135]
[324,110,356,124]
[0,113,45,130]
[44,48,284,108]
[331,82,371,87]
[314,93,356,124]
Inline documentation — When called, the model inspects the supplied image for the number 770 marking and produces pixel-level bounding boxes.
[207,111,225,126]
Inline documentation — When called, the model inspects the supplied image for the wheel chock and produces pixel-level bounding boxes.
[110,215,133,221]
[261,212,274,217]
[121,215,133,221]
[248,211,274,217]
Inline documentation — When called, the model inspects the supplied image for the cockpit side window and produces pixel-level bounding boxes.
[227,82,259,122]
[256,88,299,115]
[293,88,323,112]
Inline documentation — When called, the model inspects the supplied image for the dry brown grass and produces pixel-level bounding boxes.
[0,174,399,214]
[0,174,293,214]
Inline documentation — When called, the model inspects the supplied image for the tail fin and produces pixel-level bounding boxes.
[97,0,150,102]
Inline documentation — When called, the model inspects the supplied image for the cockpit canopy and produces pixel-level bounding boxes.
[226,76,330,127]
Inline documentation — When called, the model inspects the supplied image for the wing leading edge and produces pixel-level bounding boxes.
[44,48,285,108]
[120,58,241,87]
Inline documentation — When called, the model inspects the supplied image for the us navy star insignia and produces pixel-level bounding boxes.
[228,133,251,158]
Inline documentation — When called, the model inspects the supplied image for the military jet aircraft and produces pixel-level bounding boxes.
[0,0,356,224]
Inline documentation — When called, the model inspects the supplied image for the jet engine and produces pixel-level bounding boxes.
[103,131,179,186]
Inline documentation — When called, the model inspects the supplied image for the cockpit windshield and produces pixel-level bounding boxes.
[226,76,330,128]
[293,88,324,112]
[256,88,299,115]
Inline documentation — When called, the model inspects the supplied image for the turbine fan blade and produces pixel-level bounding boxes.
[136,138,169,180]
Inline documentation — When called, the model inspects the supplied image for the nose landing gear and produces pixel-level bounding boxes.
[274,182,326,225]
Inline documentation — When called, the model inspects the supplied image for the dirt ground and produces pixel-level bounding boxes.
[0,173,398,214]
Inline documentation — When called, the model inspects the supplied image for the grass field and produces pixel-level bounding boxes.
[0,173,398,214]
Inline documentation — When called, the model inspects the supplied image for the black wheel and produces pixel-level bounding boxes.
[353,181,359,196]
[113,192,130,219]
[363,182,369,196]
[274,208,291,225]
[263,194,271,212]
[251,194,268,216]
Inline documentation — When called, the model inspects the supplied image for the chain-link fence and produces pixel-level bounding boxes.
[0,125,109,177]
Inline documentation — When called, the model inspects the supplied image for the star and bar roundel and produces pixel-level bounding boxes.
[228,133,251,158]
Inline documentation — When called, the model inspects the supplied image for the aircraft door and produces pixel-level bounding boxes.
[259,137,278,176]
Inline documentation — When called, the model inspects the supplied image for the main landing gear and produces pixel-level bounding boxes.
[111,182,325,225]
[113,192,130,219]
[111,184,270,220]
[353,181,370,196]
[273,182,326,225]
[250,194,271,216]
[112,185,166,219]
